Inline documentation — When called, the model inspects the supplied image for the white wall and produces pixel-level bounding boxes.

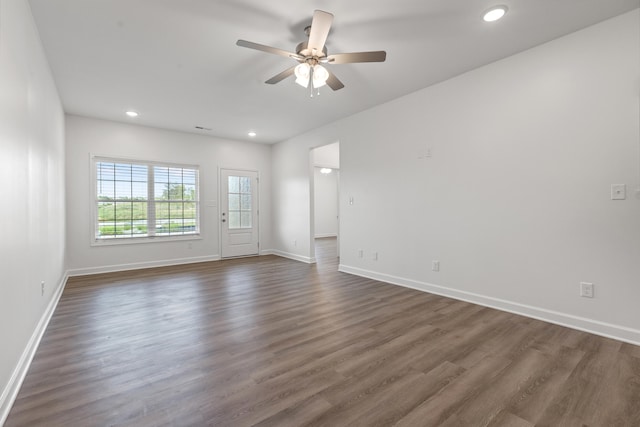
[0,0,66,421]
[314,167,339,238]
[65,115,272,274]
[271,10,640,343]
[271,129,344,262]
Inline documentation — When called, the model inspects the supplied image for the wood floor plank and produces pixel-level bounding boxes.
[252,395,333,427]
[394,354,513,427]
[5,238,640,426]
[486,411,534,427]
[201,366,344,426]
[586,351,640,426]
[311,368,427,426]
[444,348,551,425]
[508,345,585,424]
[314,362,465,426]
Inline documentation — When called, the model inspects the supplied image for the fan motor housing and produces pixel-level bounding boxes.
[296,41,328,58]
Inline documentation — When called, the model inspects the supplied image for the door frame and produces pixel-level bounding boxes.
[219,167,260,258]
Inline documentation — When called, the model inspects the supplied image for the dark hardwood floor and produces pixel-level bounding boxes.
[6,238,640,426]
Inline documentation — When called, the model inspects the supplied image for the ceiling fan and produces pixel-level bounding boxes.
[236,10,386,95]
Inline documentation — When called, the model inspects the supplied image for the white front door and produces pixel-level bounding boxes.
[220,169,259,258]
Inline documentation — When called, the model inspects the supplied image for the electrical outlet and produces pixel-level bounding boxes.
[41,281,45,296]
[580,282,594,298]
[611,184,626,200]
[432,261,440,272]
[293,239,297,247]
[358,249,363,258]
[372,252,378,261]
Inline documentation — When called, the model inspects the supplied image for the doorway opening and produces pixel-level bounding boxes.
[310,142,340,264]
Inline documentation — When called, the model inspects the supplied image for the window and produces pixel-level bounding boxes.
[94,157,199,241]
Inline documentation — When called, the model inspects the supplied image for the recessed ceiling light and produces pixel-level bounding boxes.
[483,5,508,22]
[248,131,257,137]
[125,111,139,117]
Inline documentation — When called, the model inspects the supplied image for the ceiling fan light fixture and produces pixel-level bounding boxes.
[237,10,385,93]
[312,64,329,88]
[295,76,310,88]
[294,63,328,89]
[295,63,311,87]
[483,5,508,22]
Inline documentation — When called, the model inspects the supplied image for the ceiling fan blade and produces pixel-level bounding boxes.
[265,66,296,84]
[236,40,302,60]
[307,10,334,55]
[326,51,387,64]
[325,70,345,91]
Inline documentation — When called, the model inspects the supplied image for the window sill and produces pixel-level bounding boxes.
[91,234,203,247]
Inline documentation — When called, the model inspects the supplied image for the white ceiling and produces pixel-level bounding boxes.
[28,0,639,144]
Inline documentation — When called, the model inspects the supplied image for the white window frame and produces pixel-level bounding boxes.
[91,155,201,246]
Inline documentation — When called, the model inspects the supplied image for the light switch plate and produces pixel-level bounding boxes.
[611,184,626,200]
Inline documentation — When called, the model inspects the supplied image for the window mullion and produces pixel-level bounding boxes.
[147,165,156,237]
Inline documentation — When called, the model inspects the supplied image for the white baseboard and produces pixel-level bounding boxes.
[0,272,68,426]
[338,264,640,346]
[67,255,222,277]
[272,250,316,264]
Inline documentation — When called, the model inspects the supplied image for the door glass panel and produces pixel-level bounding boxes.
[228,211,240,228]
[227,175,252,230]
[228,194,240,210]
[228,176,239,193]
[240,211,252,228]
[240,194,251,210]
[240,176,251,193]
